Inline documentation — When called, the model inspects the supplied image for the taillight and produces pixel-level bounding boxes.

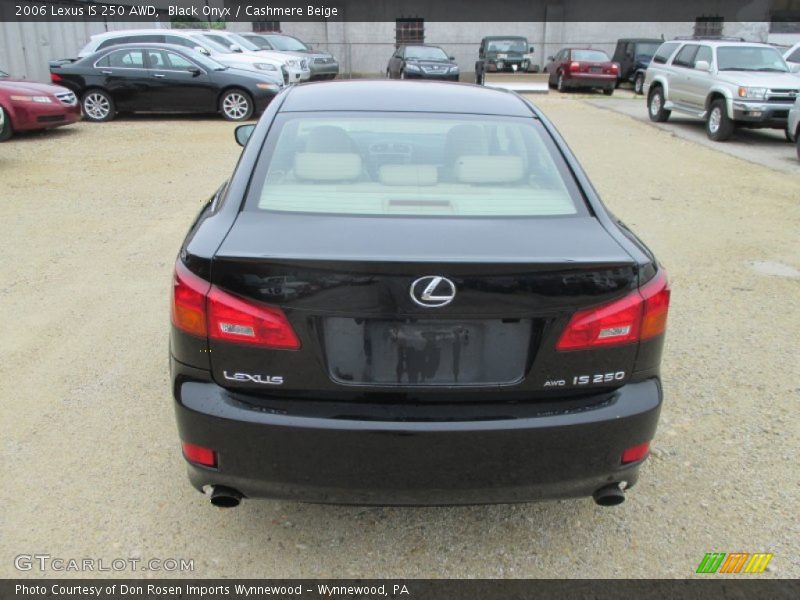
[610,63,620,74]
[171,261,210,337]
[556,271,670,351]
[171,260,300,349]
[50,72,62,83]
[181,442,217,468]
[207,286,300,349]
[569,61,581,72]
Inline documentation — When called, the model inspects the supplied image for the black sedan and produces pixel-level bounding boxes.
[49,43,282,122]
[171,81,669,508]
[386,45,459,81]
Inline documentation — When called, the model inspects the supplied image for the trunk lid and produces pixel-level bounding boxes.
[209,213,640,396]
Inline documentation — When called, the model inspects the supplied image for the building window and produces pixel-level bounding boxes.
[253,21,281,33]
[396,18,424,46]
[694,17,724,37]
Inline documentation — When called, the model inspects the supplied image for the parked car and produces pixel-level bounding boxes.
[0,68,80,141]
[76,29,286,86]
[475,36,534,84]
[545,48,618,94]
[788,96,800,160]
[170,80,670,508]
[50,44,280,122]
[238,33,339,81]
[783,42,800,70]
[193,31,310,83]
[611,38,663,94]
[386,45,459,81]
[644,39,800,141]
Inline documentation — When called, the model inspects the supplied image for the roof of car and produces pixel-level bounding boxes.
[84,42,207,58]
[673,39,774,48]
[91,28,204,39]
[617,38,663,43]
[482,36,527,40]
[279,80,533,117]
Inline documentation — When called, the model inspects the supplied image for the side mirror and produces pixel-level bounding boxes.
[235,124,255,147]
[529,46,535,54]
[189,67,202,77]
[229,44,243,53]
[547,55,554,61]
[194,46,210,56]
[694,60,710,72]
[789,63,800,73]
[449,56,455,61]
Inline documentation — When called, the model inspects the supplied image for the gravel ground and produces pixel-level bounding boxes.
[0,95,798,579]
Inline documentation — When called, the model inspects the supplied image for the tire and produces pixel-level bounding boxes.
[557,72,566,92]
[400,70,406,80]
[386,69,391,79]
[706,99,734,141]
[81,89,115,122]
[219,89,253,121]
[476,70,484,85]
[796,134,800,162]
[648,87,670,122]
[0,108,11,142]
[784,126,793,143]
[603,87,614,96]
[634,73,645,95]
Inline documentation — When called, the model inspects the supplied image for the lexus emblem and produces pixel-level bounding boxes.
[410,276,456,308]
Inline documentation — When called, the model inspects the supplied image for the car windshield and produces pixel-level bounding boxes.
[241,34,272,50]
[635,43,660,58]
[406,46,448,60]
[190,34,232,55]
[572,50,609,62]
[226,33,261,52]
[245,114,584,218]
[717,46,789,72]
[487,39,527,53]
[186,52,228,71]
[266,35,309,52]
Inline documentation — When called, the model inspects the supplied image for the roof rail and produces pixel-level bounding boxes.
[673,36,747,41]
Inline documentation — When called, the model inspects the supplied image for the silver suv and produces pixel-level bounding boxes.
[643,39,800,141]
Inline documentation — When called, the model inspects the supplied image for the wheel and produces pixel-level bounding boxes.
[796,133,800,161]
[634,73,645,95]
[706,99,734,141]
[81,89,115,122]
[0,107,11,142]
[603,87,614,96]
[220,89,253,121]
[648,87,670,122]
[557,72,566,92]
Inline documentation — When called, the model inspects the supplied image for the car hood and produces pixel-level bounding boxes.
[716,71,800,88]
[0,79,68,96]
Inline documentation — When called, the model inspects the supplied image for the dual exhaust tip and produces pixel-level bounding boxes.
[207,484,626,508]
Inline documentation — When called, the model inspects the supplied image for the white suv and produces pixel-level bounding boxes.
[643,39,800,141]
[78,30,286,87]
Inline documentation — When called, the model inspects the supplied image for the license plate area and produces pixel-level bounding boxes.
[589,66,603,73]
[322,317,532,386]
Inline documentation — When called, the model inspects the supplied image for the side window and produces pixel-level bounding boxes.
[95,54,110,67]
[694,46,712,67]
[165,52,195,70]
[98,36,129,50]
[652,42,679,64]
[108,50,145,68]
[206,34,230,47]
[788,47,800,63]
[145,50,166,69]
[672,44,698,68]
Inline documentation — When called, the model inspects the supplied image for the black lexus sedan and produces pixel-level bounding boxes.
[49,43,281,122]
[171,80,669,508]
[386,45,459,81]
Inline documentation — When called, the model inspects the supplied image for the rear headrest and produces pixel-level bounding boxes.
[454,155,524,184]
[294,153,362,182]
[444,124,489,166]
[378,165,438,186]
[305,125,358,153]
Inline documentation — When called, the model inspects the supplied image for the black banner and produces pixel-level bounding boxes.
[3,580,800,600]
[0,0,784,23]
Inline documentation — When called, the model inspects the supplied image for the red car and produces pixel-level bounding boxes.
[545,48,619,95]
[0,68,80,141]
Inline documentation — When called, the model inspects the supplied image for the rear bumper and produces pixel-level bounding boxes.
[565,73,617,88]
[172,360,662,505]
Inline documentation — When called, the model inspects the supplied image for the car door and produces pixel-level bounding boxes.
[144,49,217,112]
[683,45,714,109]
[95,48,153,111]
[668,44,699,106]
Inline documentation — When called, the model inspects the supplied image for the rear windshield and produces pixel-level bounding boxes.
[572,50,609,62]
[245,113,587,218]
